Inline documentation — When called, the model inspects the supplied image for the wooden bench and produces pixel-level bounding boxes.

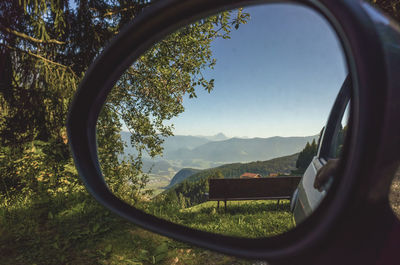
[208,176,302,211]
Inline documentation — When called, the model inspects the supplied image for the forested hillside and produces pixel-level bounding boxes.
[168,168,202,188]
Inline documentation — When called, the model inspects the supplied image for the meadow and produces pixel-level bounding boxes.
[2,172,399,265]
[0,191,293,265]
[145,200,295,238]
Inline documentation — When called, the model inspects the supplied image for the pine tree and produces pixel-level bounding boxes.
[296,140,318,172]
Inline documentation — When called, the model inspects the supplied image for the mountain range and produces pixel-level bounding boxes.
[121,131,318,171]
[120,132,227,157]
[165,135,318,163]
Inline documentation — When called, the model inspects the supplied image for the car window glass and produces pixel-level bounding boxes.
[316,127,325,154]
[329,101,350,159]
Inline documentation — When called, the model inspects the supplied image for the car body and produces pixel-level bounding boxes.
[292,75,351,223]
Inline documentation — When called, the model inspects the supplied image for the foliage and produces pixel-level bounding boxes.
[0,140,81,202]
[295,139,318,172]
[371,0,400,20]
[0,0,249,204]
[210,170,225,179]
[0,1,251,263]
[389,168,400,219]
[171,177,210,207]
[0,0,77,146]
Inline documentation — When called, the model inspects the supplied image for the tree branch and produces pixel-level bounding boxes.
[1,43,76,78]
[0,25,65,45]
[89,4,143,18]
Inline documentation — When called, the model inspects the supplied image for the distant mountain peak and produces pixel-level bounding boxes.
[201,133,228,141]
[213,132,227,139]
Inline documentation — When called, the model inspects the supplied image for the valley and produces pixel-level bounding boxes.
[121,131,318,194]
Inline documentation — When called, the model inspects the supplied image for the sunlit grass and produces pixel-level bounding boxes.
[176,200,295,238]
[0,192,251,265]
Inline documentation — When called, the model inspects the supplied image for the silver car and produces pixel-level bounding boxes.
[292,75,350,224]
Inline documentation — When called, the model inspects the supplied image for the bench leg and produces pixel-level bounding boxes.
[224,200,227,212]
[217,200,219,209]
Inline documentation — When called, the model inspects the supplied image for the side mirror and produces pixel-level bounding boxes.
[67,0,400,264]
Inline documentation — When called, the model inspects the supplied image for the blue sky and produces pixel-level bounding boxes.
[166,3,347,138]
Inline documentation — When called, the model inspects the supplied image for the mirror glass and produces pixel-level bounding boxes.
[96,3,350,238]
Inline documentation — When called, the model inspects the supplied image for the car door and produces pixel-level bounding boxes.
[293,75,351,224]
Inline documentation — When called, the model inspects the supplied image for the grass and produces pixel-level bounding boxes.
[178,200,295,238]
[141,199,295,239]
[0,192,252,265]
[2,166,399,265]
[5,171,399,265]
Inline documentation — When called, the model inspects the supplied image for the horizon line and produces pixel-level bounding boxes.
[120,130,319,139]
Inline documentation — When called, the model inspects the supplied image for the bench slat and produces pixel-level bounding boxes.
[208,196,291,201]
[208,176,301,201]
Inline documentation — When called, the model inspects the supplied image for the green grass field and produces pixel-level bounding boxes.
[4,175,400,265]
[178,200,295,238]
[162,200,295,238]
[0,192,253,265]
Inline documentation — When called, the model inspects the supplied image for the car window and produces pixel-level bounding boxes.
[328,101,350,159]
[316,126,325,155]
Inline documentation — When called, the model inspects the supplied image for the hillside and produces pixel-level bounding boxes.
[174,152,299,186]
[167,168,202,188]
[165,136,317,163]
[161,153,299,206]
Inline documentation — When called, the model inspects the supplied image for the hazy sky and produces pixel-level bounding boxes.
[165,3,347,138]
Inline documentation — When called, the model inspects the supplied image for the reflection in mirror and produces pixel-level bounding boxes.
[96,3,350,238]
